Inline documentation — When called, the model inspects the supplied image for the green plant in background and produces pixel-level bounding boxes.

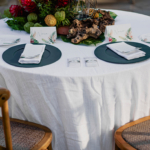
[2,9,12,18]
[54,4,76,27]
[37,1,54,19]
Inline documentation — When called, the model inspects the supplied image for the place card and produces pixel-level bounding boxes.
[140,33,150,43]
[68,57,81,68]
[84,57,99,67]
[30,27,57,44]
[105,24,133,42]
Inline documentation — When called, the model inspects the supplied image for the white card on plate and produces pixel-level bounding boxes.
[105,24,133,42]
[84,57,99,67]
[30,27,57,44]
[68,58,81,68]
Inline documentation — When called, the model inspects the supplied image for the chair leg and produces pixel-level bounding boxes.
[115,144,120,150]
[48,143,52,150]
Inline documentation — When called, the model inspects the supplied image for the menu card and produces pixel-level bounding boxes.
[30,27,57,44]
[105,24,133,42]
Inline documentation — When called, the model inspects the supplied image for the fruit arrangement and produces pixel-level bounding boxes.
[3,0,77,33]
[2,0,117,45]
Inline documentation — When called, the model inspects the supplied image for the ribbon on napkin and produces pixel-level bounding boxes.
[18,44,46,64]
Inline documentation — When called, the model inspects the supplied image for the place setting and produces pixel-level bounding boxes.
[2,26,62,68]
[93,23,150,64]
[2,43,62,68]
[94,41,150,64]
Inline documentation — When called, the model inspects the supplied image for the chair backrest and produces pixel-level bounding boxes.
[0,88,13,150]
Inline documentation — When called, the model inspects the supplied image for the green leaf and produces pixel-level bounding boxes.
[6,17,27,30]
[59,33,105,46]
[127,28,131,33]
[38,1,54,19]
[1,9,12,18]
[109,11,117,19]
[33,39,39,43]
[112,38,117,42]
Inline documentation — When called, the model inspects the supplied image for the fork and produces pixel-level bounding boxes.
[0,38,20,46]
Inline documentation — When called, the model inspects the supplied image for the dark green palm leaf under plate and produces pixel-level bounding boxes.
[60,33,105,46]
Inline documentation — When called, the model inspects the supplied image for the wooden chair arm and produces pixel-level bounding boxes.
[0,88,10,107]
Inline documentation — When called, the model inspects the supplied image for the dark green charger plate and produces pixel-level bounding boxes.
[2,44,62,68]
[94,42,150,64]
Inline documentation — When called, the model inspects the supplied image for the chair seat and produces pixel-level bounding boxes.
[0,119,46,150]
[122,120,150,150]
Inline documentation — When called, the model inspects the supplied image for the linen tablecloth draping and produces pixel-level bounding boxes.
[0,10,150,150]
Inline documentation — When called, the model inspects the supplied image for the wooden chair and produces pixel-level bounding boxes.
[115,116,150,150]
[0,88,53,150]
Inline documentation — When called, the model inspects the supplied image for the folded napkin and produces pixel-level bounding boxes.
[19,44,46,64]
[106,42,146,60]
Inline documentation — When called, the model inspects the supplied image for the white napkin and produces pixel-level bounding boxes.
[107,42,146,60]
[19,44,46,64]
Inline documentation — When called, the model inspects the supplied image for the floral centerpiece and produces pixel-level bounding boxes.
[2,0,117,45]
[2,0,77,33]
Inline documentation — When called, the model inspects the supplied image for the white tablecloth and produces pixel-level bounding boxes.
[0,10,150,150]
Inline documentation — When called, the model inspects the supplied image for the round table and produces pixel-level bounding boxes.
[0,10,150,150]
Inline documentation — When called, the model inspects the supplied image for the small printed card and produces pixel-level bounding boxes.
[105,24,133,42]
[30,27,57,44]
[140,33,150,43]
[84,57,99,67]
[68,57,81,68]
